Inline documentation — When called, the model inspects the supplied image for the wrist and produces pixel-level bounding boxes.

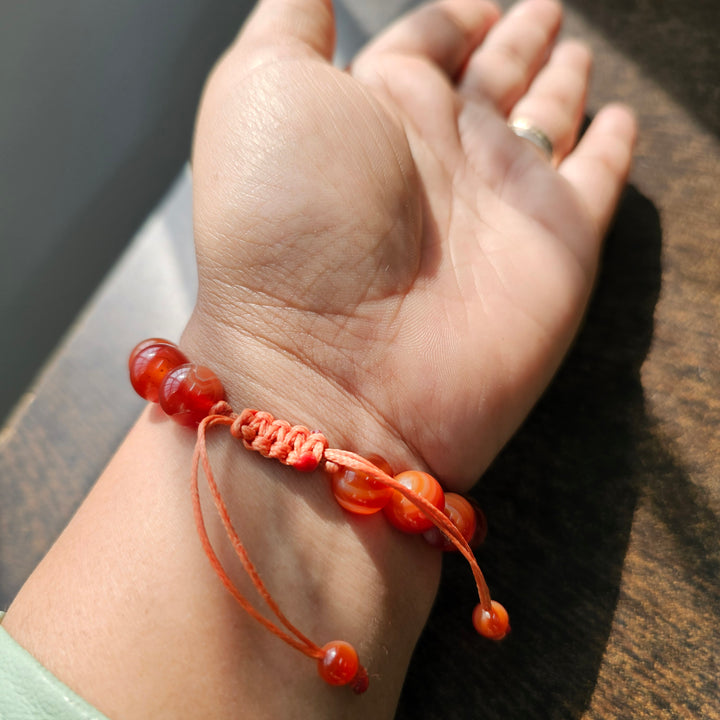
[193,417,442,716]
[128,321,504,705]
[175,313,447,706]
[6,407,440,720]
[180,306,426,477]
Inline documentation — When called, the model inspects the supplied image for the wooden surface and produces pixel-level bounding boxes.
[2,2,719,718]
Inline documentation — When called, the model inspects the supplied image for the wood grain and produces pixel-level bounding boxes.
[397,2,720,718]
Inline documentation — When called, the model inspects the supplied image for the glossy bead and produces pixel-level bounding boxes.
[318,641,359,686]
[351,665,369,694]
[129,339,188,403]
[331,455,394,515]
[158,363,225,426]
[473,600,510,640]
[423,492,477,551]
[292,452,321,473]
[383,470,445,533]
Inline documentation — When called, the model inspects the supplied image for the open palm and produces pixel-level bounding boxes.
[187,0,635,489]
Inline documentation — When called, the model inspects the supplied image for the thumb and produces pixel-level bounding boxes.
[234,0,336,61]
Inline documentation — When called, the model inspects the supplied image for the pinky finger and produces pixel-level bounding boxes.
[559,104,637,237]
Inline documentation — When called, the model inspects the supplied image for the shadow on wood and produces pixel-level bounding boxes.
[567,0,720,137]
[396,183,665,718]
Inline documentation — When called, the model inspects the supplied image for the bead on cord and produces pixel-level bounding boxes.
[129,339,510,694]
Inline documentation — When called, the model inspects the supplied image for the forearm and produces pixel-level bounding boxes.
[3,393,440,719]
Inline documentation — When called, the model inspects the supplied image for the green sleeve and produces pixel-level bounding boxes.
[0,612,111,720]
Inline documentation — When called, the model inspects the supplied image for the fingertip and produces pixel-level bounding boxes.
[459,0,564,111]
[554,38,593,70]
[353,0,501,79]
[236,0,336,60]
[596,102,639,145]
[468,0,503,28]
[512,0,563,27]
[559,102,638,236]
[585,103,638,179]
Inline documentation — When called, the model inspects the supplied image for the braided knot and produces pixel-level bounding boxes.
[229,409,328,472]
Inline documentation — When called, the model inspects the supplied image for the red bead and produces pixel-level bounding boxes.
[158,363,225,426]
[129,339,188,403]
[351,665,369,694]
[423,492,477,551]
[318,641,359,686]
[331,455,393,515]
[293,452,320,473]
[473,600,510,640]
[382,470,445,533]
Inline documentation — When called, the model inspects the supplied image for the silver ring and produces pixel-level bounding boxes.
[508,118,554,160]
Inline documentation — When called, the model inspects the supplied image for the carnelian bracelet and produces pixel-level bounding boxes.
[129,338,509,693]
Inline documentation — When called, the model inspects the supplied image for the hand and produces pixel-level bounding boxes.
[186,0,635,491]
[1,3,637,717]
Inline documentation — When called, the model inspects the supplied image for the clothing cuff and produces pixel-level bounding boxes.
[0,612,110,720]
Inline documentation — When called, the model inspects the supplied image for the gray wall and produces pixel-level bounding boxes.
[0,0,254,421]
[0,0,410,423]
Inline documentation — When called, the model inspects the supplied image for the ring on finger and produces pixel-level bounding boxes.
[508,117,554,160]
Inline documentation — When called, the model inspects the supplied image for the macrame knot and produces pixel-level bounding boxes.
[230,409,329,471]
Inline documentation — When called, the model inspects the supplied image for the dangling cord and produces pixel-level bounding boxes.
[192,410,371,692]
[191,413,323,658]
[192,405,501,654]
[222,403,489,599]
[221,402,493,611]
[324,448,493,611]
[128,337,506,693]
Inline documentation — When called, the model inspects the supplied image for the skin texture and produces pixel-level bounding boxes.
[186,0,635,490]
[3,1,636,718]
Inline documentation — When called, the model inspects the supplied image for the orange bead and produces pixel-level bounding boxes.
[129,339,188,402]
[383,470,445,533]
[331,455,393,515]
[472,600,510,640]
[158,363,225,426]
[318,641,359,686]
[423,492,477,551]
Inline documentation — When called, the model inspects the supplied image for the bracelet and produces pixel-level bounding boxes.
[129,338,509,694]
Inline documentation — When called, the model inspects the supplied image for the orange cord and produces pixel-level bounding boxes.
[323,447,493,610]
[190,402,494,675]
[191,412,324,660]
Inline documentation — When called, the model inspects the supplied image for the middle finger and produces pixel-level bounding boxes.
[459,0,562,114]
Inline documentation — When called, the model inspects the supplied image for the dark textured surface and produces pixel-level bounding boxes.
[2,2,719,719]
[394,0,720,716]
